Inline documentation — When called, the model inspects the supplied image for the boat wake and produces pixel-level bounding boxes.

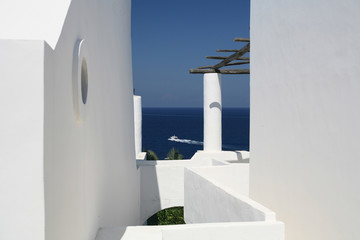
[168,136,203,146]
[168,135,240,150]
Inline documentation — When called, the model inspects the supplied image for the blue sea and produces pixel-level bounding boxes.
[142,108,249,159]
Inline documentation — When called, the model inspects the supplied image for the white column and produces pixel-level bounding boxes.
[133,95,142,157]
[203,73,222,151]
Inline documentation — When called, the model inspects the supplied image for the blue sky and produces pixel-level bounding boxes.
[132,0,250,108]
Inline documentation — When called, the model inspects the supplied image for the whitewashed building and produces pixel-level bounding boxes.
[0,0,359,240]
[250,1,360,240]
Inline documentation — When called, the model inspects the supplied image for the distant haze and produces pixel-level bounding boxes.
[132,0,250,108]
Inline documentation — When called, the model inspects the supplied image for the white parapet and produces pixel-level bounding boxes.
[134,95,142,158]
[96,222,284,240]
[184,167,274,224]
[203,73,222,152]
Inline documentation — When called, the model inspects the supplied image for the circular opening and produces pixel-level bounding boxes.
[81,59,88,104]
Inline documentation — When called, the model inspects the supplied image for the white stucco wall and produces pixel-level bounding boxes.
[0,40,46,240]
[0,0,140,239]
[0,0,71,49]
[139,162,186,224]
[190,164,249,196]
[138,151,251,224]
[185,167,275,224]
[138,159,213,224]
[250,1,360,240]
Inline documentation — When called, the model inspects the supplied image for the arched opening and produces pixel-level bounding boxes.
[146,206,185,225]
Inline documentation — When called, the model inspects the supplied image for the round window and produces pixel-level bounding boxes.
[81,59,88,104]
[72,39,88,122]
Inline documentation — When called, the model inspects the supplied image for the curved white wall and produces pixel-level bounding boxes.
[250,1,360,240]
[43,0,139,239]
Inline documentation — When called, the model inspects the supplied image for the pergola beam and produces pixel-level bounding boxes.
[234,37,250,42]
[206,56,250,60]
[189,69,250,74]
[197,65,215,69]
[225,61,250,66]
[211,43,250,69]
[190,37,250,75]
[216,49,242,52]
[197,61,250,69]
[206,56,228,60]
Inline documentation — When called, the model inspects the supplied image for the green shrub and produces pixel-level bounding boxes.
[167,148,183,160]
[147,207,185,225]
[146,150,159,160]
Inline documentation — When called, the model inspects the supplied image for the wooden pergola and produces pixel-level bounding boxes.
[189,37,250,74]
